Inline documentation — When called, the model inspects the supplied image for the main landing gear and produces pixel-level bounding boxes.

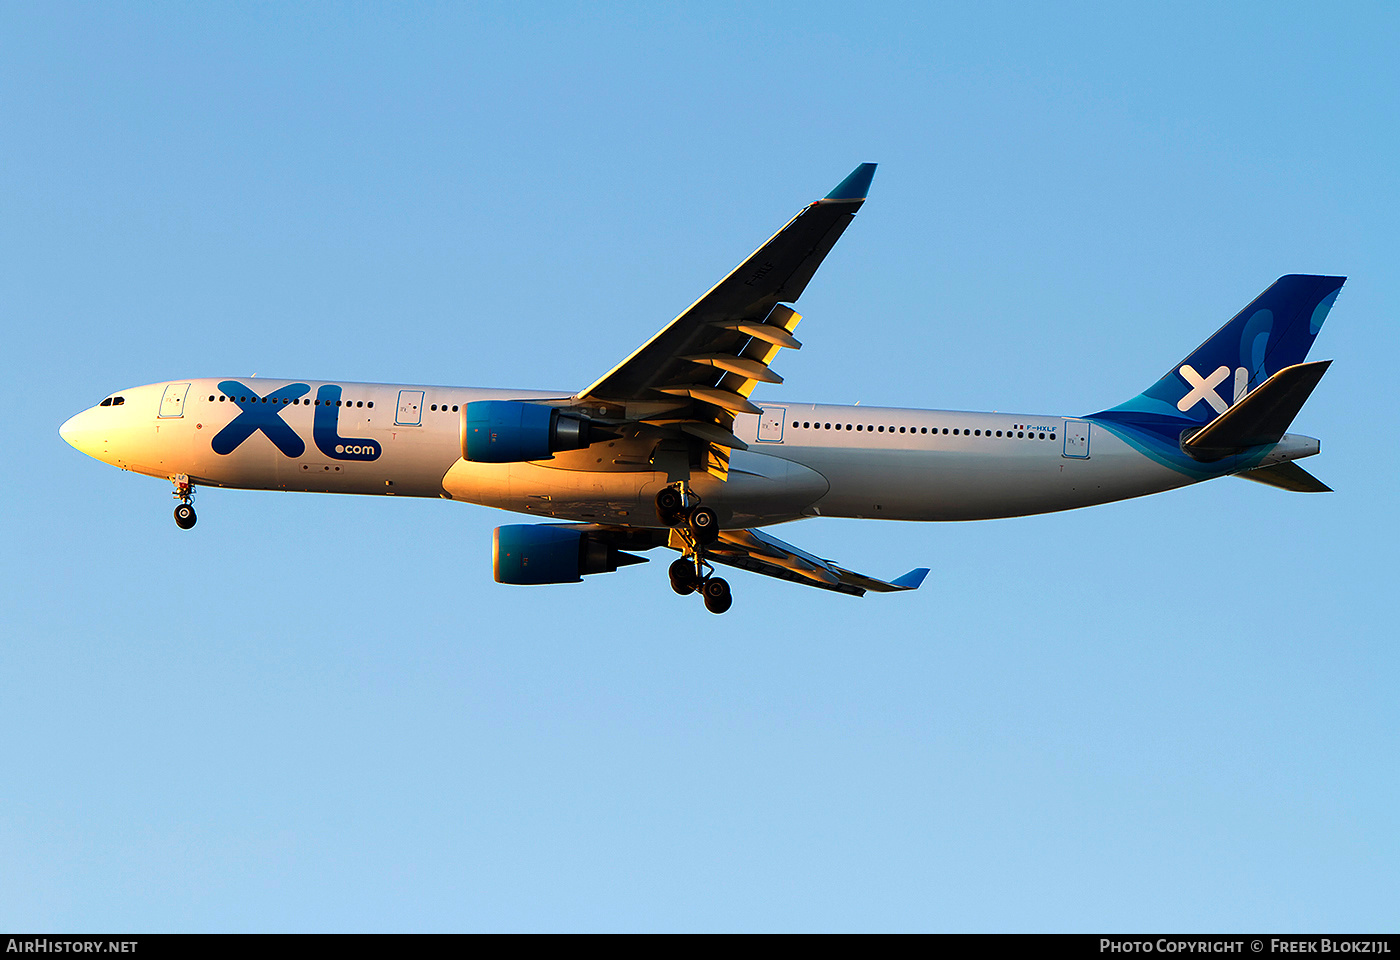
[657,483,731,614]
[172,475,197,530]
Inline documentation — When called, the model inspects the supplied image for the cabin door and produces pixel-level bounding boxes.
[396,390,424,426]
[159,383,190,418]
[1062,419,1090,458]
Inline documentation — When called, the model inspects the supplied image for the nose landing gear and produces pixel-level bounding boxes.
[656,483,731,614]
[172,475,197,530]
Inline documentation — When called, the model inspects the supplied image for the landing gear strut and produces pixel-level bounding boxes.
[172,475,197,530]
[656,482,731,614]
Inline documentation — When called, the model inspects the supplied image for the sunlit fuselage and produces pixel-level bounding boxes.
[57,376,1303,529]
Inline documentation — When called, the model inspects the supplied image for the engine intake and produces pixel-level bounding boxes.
[493,525,647,585]
[462,400,617,463]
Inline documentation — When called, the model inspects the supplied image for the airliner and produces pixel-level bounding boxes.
[59,164,1343,613]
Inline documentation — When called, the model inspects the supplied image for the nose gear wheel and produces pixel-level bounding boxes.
[171,475,197,530]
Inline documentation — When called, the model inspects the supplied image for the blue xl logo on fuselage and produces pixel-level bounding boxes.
[212,381,309,457]
[211,381,382,461]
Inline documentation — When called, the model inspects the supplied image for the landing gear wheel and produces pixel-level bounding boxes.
[669,558,700,595]
[174,504,197,530]
[688,506,719,544]
[702,577,732,614]
[655,487,684,526]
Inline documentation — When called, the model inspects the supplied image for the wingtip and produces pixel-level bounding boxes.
[824,162,878,201]
[891,567,929,590]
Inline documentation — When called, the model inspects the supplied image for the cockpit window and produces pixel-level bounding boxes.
[100,398,112,407]
[99,396,124,407]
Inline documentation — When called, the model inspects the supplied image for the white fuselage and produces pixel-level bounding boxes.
[60,377,1216,528]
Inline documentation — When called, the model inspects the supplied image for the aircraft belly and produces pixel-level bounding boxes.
[790,432,1193,521]
[441,449,829,527]
[441,459,664,522]
[693,450,829,526]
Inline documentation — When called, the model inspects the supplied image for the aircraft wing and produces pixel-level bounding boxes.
[700,526,929,597]
[574,520,928,597]
[574,164,876,479]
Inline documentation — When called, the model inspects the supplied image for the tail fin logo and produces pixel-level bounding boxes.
[1177,364,1250,415]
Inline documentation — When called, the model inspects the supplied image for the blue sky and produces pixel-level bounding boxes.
[2,1,1397,931]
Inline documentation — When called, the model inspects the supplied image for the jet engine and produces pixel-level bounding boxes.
[462,400,616,463]
[493,524,647,585]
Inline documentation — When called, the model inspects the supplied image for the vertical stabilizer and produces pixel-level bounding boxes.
[1093,274,1344,433]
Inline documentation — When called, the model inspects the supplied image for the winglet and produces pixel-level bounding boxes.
[825,163,878,201]
[890,567,930,590]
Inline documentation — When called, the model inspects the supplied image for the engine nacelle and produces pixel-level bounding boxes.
[493,524,647,585]
[462,400,614,463]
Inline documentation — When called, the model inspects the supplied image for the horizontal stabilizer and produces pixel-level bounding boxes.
[1182,360,1331,461]
[1236,461,1332,493]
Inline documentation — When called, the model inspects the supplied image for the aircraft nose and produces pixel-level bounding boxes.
[59,408,102,458]
[59,412,79,444]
